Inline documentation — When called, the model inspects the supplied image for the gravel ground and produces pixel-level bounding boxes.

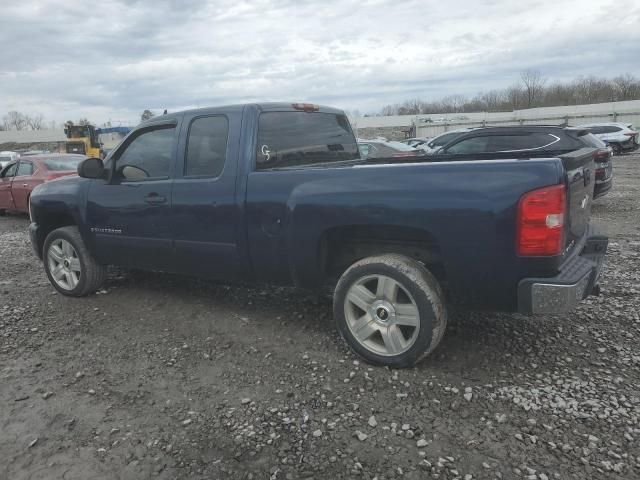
[1,153,639,480]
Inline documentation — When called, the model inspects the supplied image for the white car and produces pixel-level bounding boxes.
[420,128,479,154]
[578,122,639,154]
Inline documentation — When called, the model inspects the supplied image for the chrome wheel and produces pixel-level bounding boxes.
[344,274,420,356]
[47,239,81,291]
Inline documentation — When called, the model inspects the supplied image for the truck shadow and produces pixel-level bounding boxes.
[105,268,570,372]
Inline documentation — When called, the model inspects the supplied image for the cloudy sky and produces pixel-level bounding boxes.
[1,0,639,125]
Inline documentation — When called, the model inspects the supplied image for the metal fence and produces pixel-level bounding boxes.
[414,111,640,138]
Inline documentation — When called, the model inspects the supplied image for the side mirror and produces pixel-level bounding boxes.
[77,157,104,179]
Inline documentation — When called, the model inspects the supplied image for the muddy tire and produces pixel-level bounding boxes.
[333,254,447,368]
[43,226,106,297]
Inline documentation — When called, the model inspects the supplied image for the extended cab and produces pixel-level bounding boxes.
[28,103,608,367]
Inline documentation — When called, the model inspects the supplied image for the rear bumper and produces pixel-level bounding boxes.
[29,222,42,260]
[594,178,612,199]
[517,228,608,314]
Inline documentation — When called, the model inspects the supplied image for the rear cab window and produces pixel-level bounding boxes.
[256,111,359,169]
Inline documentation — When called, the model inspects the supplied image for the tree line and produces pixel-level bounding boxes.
[378,71,640,116]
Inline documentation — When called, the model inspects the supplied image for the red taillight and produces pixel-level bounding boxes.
[594,149,610,160]
[517,184,566,256]
[292,103,319,112]
[623,131,638,137]
[595,167,605,175]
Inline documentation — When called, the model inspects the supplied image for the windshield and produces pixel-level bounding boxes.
[431,132,464,147]
[43,156,85,171]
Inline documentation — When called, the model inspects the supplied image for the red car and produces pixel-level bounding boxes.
[0,154,85,215]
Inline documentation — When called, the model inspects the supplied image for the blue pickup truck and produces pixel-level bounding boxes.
[28,103,607,367]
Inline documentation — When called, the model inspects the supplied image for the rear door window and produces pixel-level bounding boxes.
[185,116,228,177]
[444,136,490,154]
[588,126,621,134]
[487,133,560,152]
[16,161,34,176]
[256,112,359,169]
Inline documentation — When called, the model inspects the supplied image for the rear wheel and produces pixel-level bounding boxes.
[611,143,622,155]
[43,226,106,296]
[334,254,447,368]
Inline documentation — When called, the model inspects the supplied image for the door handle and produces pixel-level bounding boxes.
[144,193,166,205]
[22,183,28,187]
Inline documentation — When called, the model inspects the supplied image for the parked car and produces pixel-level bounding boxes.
[0,151,19,169]
[28,103,607,368]
[428,126,614,199]
[0,154,85,215]
[401,137,432,150]
[357,139,422,159]
[579,122,639,154]
[420,128,478,154]
[578,132,613,199]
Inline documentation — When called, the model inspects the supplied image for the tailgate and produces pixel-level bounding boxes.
[559,148,596,253]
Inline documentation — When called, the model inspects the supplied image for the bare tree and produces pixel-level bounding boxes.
[26,114,45,130]
[613,74,640,100]
[78,118,91,126]
[3,111,28,130]
[506,84,523,111]
[520,69,546,108]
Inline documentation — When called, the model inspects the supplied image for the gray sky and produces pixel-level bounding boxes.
[1,0,639,125]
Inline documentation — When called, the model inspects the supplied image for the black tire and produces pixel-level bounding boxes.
[43,226,106,296]
[612,143,622,155]
[333,254,447,368]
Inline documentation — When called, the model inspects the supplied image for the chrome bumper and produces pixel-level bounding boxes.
[518,229,607,315]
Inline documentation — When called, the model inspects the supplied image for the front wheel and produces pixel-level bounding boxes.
[43,226,106,296]
[333,254,447,368]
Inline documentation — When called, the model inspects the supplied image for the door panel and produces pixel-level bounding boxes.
[86,123,179,269]
[11,161,40,212]
[171,112,244,278]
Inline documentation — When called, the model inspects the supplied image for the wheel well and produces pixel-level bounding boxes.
[320,225,446,285]
[36,212,76,256]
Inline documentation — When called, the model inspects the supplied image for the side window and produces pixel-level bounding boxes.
[185,116,228,177]
[445,136,490,154]
[590,126,620,134]
[16,162,34,176]
[1,163,18,178]
[432,133,458,147]
[256,112,359,169]
[358,144,370,157]
[115,126,175,180]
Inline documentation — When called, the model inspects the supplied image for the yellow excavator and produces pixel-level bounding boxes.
[64,124,102,158]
